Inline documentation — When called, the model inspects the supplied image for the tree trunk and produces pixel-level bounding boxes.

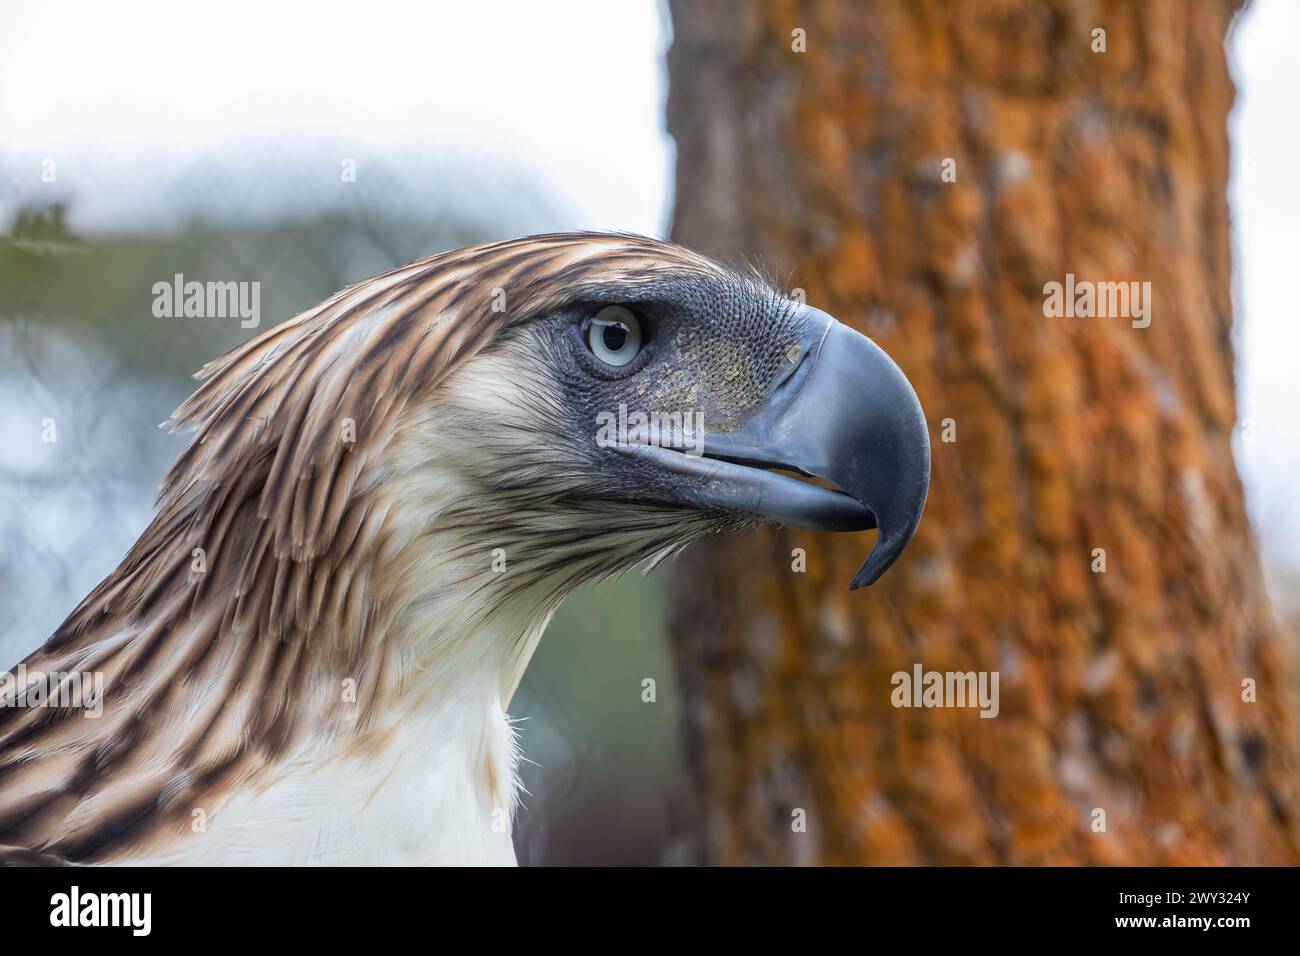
[666,0,1299,865]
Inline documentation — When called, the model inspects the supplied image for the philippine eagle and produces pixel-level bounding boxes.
[0,233,929,865]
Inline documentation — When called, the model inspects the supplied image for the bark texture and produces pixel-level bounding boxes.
[666,0,1299,865]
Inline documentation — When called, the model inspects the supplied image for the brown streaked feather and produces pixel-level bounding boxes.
[0,845,71,866]
[0,232,727,861]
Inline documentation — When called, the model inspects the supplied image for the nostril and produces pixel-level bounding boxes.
[766,333,817,397]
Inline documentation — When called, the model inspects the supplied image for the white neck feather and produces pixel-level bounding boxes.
[124,585,557,866]
[123,343,625,865]
[125,444,565,866]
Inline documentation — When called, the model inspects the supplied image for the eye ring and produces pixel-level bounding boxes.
[585,306,644,368]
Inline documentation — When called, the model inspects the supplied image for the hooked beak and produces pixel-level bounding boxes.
[618,306,931,587]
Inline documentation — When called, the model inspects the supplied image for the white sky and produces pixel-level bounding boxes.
[1,0,1296,570]
[1228,0,1300,573]
[0,0,674,232]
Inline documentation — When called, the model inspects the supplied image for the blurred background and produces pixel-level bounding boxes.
[0,0,1296,864]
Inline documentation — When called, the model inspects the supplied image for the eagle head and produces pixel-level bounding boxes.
[0,232,929,865]
[148,232,931,663]
[388,233,931,600]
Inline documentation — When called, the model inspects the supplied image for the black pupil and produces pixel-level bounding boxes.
[601,323,629,353]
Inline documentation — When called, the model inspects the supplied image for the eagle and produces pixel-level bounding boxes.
[0,233,929,865]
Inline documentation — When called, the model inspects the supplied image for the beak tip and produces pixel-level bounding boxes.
[848,554,888,590]
[848,493,929,589]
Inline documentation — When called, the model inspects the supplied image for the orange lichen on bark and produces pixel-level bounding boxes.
[667,0,1299,865]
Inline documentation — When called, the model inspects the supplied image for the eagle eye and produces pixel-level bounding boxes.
[586,306,644,368]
